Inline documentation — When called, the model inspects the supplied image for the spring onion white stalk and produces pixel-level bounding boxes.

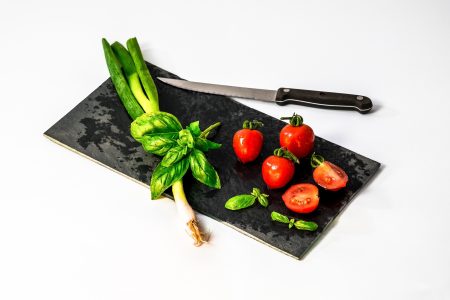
[173,180,205,245]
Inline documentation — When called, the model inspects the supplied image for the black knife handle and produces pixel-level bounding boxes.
[275,88,373,113]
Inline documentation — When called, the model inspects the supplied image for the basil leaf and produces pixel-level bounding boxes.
[150,158,189,199]
[145,132,179,140]
[161,145,189,167]
[189,149,221,189]
[130,112,182,140]
[225,195,256,210]
[178,129,194,148]
[271,211,290,224]
[187,121,201,137]
[195,138,222,152]
[289,219,295,229]
[140,135,177,156]
[294,220,318,231]
[257,194,269,207]
[250,188,269,207]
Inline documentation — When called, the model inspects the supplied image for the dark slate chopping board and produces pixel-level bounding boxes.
[45,63,380,259]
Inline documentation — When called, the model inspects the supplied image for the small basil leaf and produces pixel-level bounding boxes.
[257,194,269,208]
[195,138,222,152]
[130,112,182,140]
[178,129,195,148]
[289,219,295,229]
[161,145,189,167]
[250,188,261,198]
[225,195,256,210]
[150,158,189,199]
[271,211,290,224]
[187,121,201,137]
[294,220,318,231]
[140,135,177,156]
[189,149,221,189]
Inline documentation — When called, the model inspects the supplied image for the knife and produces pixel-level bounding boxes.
[157,77,373,113]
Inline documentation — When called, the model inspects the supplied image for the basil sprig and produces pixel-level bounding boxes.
[271,211,318,231]
[225,188,269,210]
[131,112,222,199]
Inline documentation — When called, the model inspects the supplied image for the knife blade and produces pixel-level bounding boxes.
[157,77,373,113]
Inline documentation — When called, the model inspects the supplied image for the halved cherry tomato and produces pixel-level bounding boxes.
[282,183,319,213]
[280,113,314,159]
[233,120,264,163]
[262,148,299,189]
[311,153,348,191]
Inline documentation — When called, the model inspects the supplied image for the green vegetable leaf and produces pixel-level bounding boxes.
[130,112,182,140]
[126,37,159,111]
[225,195,256,210]
[187,121,201,137]
[257,194,269,207]
[189,149,221,189]
[150,158,189,199]
[294,220,318,231]
[140,135,177,156]
[250,188,269,207]
[195,138,222,152]
[102,38,144,120]
[271,211,318,231]
[111,41,136,79]
[271,211,290,224]
[289,219,295,229]
[177,129,195,148]
[161,145,189,167]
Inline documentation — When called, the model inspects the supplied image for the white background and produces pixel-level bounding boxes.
[1,1,449,299]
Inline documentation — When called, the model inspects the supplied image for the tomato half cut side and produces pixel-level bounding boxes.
[282,183,319,214]
[313,161,348,191]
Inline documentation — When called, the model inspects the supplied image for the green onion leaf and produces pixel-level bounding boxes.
[111,41,155,113]
[101,38,144,120]
[126,37,159,112]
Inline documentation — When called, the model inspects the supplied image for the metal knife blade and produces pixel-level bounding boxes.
[157,77,277,102]
[157,77,373,113]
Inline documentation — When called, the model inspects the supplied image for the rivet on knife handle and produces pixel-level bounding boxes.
[275,88,373,113]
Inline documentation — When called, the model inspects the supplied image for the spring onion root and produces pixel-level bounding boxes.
[172,180,206,246]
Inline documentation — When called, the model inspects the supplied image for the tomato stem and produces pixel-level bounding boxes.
[273,147,300,164]
[280,113,303,126]
[310,152,325,168]
[242,120,264,130]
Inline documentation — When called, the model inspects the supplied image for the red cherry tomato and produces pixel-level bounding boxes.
[279,113,314,159]
[282,183,319,213]
[232,120,264,163]
[311,153,348,191]
[261,148,298,189]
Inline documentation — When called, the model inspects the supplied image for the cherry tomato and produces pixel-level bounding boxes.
[261,148,298,189]
[280,113,314,159]
[311,153,348,191]
[282,183,319,213]
[232,120,264,163]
